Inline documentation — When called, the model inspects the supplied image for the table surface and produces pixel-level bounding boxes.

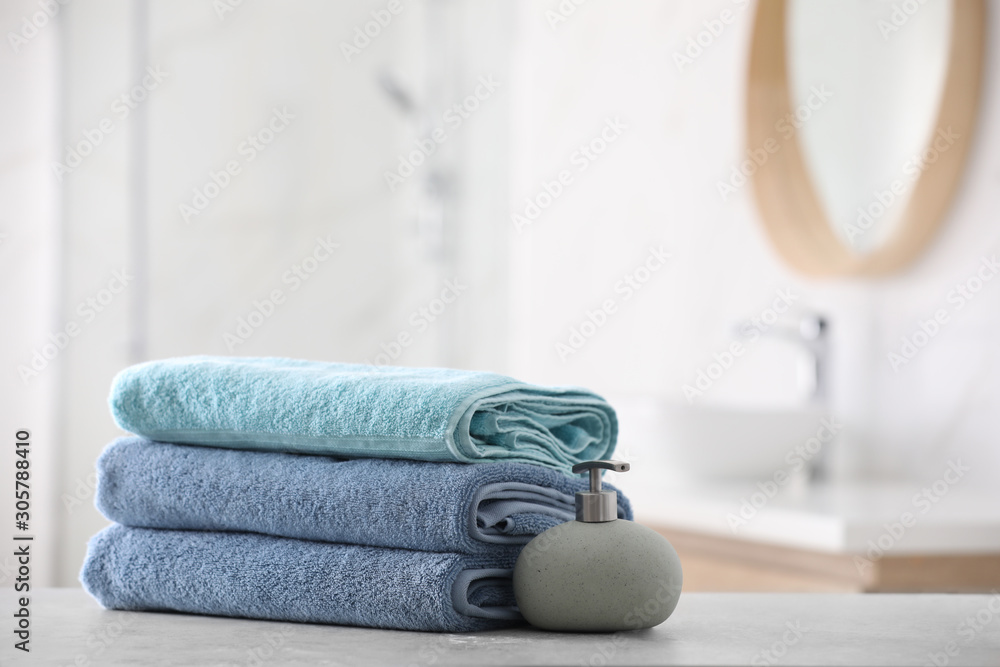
[4,589,1000,666]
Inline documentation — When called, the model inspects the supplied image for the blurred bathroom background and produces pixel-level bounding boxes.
[3,0,1000,589]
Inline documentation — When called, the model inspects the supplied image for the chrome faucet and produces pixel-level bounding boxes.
[796,314,828,404]
[737,312,831,481]
[738,313,828,403]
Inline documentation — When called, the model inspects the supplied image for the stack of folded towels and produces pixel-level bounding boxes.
[81,356,631,631]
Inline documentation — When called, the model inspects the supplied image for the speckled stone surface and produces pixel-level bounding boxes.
[5,590,1000,665]
[513,520,683,631]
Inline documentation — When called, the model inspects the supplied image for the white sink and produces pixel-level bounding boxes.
[612,398,833,481]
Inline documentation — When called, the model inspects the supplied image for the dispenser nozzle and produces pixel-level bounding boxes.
[571,460,629,522]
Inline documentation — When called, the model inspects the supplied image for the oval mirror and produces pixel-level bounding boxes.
[747,0,986,277]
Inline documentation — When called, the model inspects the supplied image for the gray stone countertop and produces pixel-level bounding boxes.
[3,589,1000,666]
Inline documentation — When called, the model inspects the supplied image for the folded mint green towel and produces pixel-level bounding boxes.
[109,356,617,473]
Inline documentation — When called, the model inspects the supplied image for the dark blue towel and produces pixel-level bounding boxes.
[95,437,632,555]
[81,525,520,631]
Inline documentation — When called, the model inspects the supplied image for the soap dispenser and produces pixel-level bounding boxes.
[513,460,683,631]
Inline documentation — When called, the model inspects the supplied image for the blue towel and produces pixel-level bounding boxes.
[81,525,520,631]
[109,356,617,473]
[95,437,632,554]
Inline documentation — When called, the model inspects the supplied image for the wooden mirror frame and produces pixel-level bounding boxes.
[747,0,986,277]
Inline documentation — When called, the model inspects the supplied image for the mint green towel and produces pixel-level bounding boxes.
[109,356,617,473]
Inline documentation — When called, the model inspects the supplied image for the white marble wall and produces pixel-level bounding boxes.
[0,0,63,589]
[506,0,1000,486]
[5,0,1000,587]
[15,0,512,585]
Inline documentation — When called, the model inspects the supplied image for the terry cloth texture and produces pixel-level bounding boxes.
[81,524,521,631]
[94,437,632,555]
[109,356,618,473]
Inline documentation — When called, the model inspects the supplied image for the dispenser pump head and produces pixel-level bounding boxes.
[571,460,629,522]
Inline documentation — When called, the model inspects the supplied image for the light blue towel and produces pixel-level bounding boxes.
[108,356,617,473]
[81,525,520,631]
[95,437,632,555]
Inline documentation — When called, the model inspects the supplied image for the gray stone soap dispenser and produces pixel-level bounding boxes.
[513,460,683,631]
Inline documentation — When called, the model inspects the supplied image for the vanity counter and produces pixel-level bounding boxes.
[624,477,1000,554]
[5,589,999,666]
[619,478,1000,592]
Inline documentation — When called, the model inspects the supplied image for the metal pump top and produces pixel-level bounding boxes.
[571,460,629,522]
